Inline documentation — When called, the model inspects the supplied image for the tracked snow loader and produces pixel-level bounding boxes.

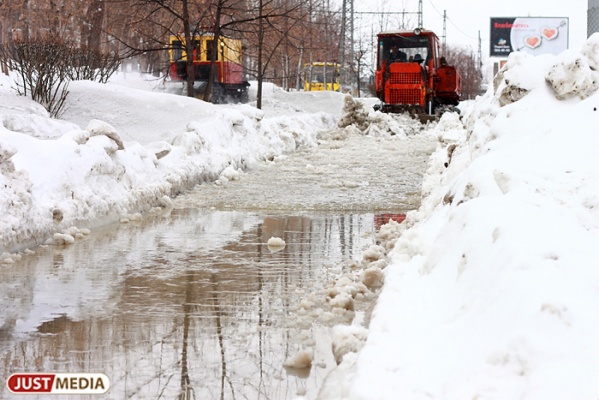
[374,28,461,121]
[168,34,249,103]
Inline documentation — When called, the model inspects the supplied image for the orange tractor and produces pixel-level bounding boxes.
[374,29,461,119]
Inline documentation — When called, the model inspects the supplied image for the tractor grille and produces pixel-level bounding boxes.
[389,88,421,105]
[389,72,421,84]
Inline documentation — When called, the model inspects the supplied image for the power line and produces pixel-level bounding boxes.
[355,11,418,15]
[426,0,478,41]
[426,0,444,18]
[446,15,478,40]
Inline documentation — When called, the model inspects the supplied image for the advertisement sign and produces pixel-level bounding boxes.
[490,17,569,57]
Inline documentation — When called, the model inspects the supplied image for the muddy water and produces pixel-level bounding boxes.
[0,132,436,399]
[0,209,383,399]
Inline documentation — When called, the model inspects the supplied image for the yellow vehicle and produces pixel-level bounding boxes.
[168,34,249,102]
[303,62,340,91]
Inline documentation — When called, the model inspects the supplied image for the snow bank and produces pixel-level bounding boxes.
[338,94,430,137]
[0,78,339,254]
[321,35,599,399]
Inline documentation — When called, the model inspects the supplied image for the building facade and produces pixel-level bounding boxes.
[590,0,599,36]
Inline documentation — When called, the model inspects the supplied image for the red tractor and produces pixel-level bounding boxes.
[374,29,461,119]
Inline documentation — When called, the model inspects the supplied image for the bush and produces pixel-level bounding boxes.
[0,35,71,117]
[68,46,121,83]
[0,35,122,118]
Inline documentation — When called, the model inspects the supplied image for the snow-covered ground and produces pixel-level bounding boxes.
[0,74,343,254]
[1,32,599,399]
[320,36,599,399]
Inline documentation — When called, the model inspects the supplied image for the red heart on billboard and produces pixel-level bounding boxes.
[542,27,558,40]
[524,36,541,49]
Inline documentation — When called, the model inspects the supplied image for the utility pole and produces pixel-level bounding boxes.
[350,0,354,78]
[478,30,482,70]
[339,0,355,93]
[338,0,346,92]
[478,30,483,77]
[442,10,447,53]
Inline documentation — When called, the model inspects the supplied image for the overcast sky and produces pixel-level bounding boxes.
[354,0,589,60]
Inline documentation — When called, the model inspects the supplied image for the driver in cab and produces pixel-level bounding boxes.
[389,45,407,62]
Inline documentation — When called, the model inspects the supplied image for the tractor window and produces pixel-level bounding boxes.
[192,40,201,61]
[309,66,330,83]
[432,38,441,69]
[206,40,215,61]
[171,40,183,62]
[380,35,432,66]
[403,47,428,63]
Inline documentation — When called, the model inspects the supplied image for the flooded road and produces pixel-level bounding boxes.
[0,131,437,399]
[1,210,380,399]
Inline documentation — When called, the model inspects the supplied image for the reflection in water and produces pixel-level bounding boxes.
[0,209,379,399]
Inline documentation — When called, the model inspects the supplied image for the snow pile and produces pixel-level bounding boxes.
[0,78,339,254]
[546,34,599,100]
[283,349,313,369]
[337,94,428,137]
[337,95,371,130]
[331,325,368,365]
[546,50,599,99]
[251,83,347,118]
[322,35,599,399]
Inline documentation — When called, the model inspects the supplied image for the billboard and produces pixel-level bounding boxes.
[490,17,569,57]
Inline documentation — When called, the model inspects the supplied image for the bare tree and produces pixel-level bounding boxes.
[353,45,368,97]
[0,0,346,105]
[109,0,245,99]
[238,0,334,107]
[445,45,484,100]
[107,0,199,96]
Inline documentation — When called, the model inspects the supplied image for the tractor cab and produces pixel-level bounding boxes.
[375,29,460,117]
[379,32,435,70]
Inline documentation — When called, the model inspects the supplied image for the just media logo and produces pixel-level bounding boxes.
[6,373,110,395]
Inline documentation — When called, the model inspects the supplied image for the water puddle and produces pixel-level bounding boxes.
[0,209,383,399]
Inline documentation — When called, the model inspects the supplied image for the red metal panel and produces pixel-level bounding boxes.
[385,62,426,106]
[436,65,457,92]
[375,70,384,94]
[389,72,421,85]
[168,63,182,81]
[223,61,243,84]
[168,60,245,85]
[389,88,422,104]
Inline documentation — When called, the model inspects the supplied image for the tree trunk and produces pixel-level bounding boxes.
[87,0,105,55]
[182,0,195,98]
[205,0,224,103]
[296,44,303,91]
[256,0,264,109]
